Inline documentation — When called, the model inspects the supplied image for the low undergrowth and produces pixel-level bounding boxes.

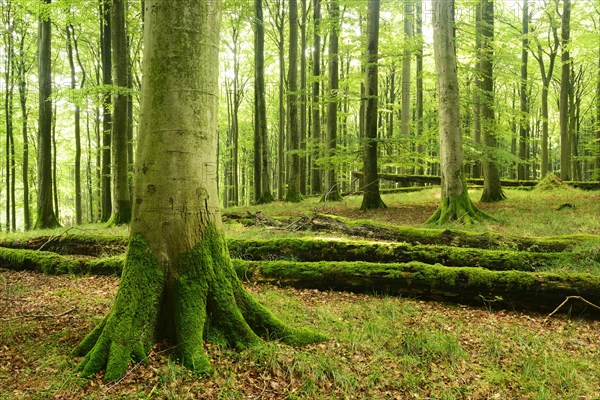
[1,269,599,399]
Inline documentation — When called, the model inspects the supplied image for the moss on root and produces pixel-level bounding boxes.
[427,192,491,225]
[72,225,324,381]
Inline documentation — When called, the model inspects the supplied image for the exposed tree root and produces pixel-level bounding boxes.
[72,230,324,381]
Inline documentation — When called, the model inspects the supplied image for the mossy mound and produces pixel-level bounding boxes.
[534,174,572,191]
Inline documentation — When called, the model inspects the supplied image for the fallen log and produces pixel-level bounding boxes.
[233,259,600,317]
[228,237,575,272]
[351,172,600,191]
[283,214,599,252]
[0,247,123,275]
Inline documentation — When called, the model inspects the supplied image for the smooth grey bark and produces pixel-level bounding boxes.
[428,0,486,224]
[323,0,342,202]
[360,0,385,210]
[531,4,559,178]
[311,0,322,195]
[109,0,132,224]
[517,0,530,180]
[16,17,30,230]
[559,0,571,180]
[100,0,112,221]
[285,0,302,202]
[299,0,308,195]
[36,0,60,229]
[401,0,412,139]
[478,0,505,203]
[415,0,424,175]
[253,0,273,204]
[66,24,84,225]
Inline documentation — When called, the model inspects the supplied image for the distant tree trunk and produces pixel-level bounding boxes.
[275,0,286,200]
[36,0,60,229]
[428,0,486,224]
[323,0,342,202]
[517,0,529,180]
[66,24,83,225]
[299,0,308,195]
[311,0,322,195]
[17,19,30,230]
[360,0,386,210]
[253,0,273,204]
[401,0,412,141]
[4,2,15,231]
[472,4,482,179]
[285,0,302,202]
[109,0,132,224]
[532,7,559,178]
[594,47,600,180]
[415,0,424,175]
[569,65,581,181]
[559,0,571,180]
[100,0,112,221]
[479,0,505,203]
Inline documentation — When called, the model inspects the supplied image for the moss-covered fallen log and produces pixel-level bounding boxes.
[0,233,127,257]
[351,171,600,191]
[291,214,599,252]
[233,259,600,316]
[0,247,123,275]
[228,238,574,271]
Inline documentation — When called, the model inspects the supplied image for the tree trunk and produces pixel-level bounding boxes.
[322,0,342,202]
[109,0,132,224]
[360,0,386,210]
[596,47,600,180]
[517,0,529,181]
[415,0,424,175]
[428,0,486,224]
[472,3,482,179]
[100,0,112,222]
[5,2,14,231]
[478,0,505,203]
[401,0,412,141]
[311,0,322,195]
[253,0,273,204]
[36,0,60,229]
[276,0,285,200]
[17,20,30,230]
[66,24,83,225]
[285,0,302,202]
[73,0,322,382]
[559,0,571,180]
[299,0,308,196]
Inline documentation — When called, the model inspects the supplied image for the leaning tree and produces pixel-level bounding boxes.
[72,0,323,381]
[427,0,488,224]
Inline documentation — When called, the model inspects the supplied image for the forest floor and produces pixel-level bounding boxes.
[1,186,600,399]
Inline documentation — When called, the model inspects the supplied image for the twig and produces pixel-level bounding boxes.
[37,227,74,251]
[543,296,600,324]
[1,306,77,321]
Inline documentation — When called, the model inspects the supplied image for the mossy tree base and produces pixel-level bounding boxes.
[255,192,275,205]
[480,189,507,203]
[72,227,324,381]
[427,192,490,225]
[360,191,387,210]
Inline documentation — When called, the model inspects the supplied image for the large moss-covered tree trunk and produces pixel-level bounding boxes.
[428,0,486,224]
[73,0,322,381]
